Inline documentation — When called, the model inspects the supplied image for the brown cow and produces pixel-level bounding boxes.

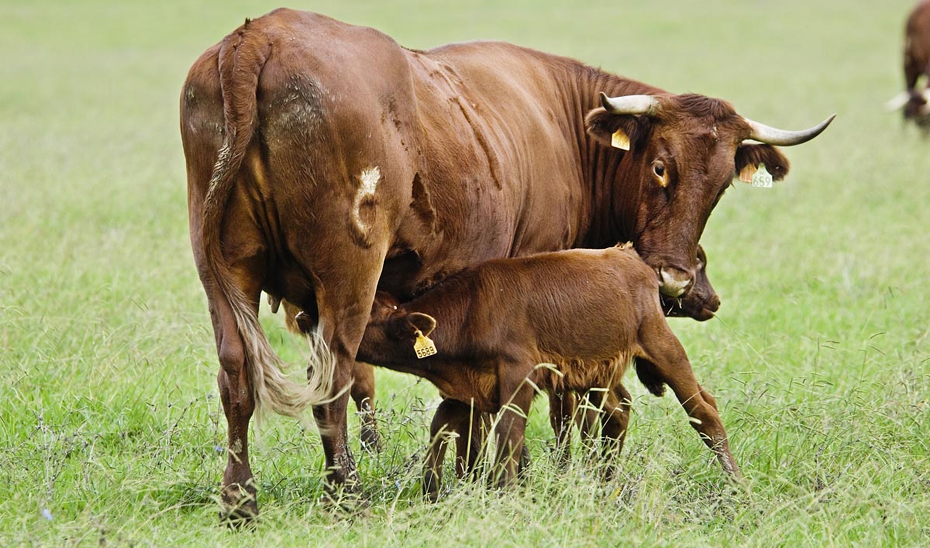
[180,9,831,517]
[337,244,740,499]
[888,0,930,125]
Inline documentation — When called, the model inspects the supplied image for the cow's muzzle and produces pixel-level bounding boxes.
[658,266,693,298]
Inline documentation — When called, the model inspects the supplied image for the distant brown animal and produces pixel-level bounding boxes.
[888,1,930,124]
[329,244,741,499]
[181,8,830,517]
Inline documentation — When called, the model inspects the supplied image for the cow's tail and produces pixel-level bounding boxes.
[201,22,335,422]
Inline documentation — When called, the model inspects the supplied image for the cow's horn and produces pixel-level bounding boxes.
[599,92,659,116]
[744,114,836,146]
[886,91,911,111]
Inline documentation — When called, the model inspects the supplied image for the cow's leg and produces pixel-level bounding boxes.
[638,319,742,478]
[351,362,381,451]
[306,247,390,495]
[213,301,257,521]
[548,391,575,466]
[285,300,381,452]
[201,264,265,522]
[599,384,632,480]
[492,369,534,488]
[423,399,473,501]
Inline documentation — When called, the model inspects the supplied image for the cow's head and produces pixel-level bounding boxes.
[887,89,930,125]
[661,245,719,321]
[586,92,834,297]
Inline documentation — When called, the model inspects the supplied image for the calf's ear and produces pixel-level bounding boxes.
[585,108,646,151]
[734,144,790,182]
[407,312,437,337]
[387,311,438,340]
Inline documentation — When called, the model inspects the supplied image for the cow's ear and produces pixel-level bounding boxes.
[734,144,790,183]
[585,108,644,151]
[406,312,437,337]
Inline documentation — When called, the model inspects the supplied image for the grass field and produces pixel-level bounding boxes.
[2,0,929,546]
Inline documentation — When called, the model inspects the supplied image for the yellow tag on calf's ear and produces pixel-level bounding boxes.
[611,129,630,150]
[737,164,756,183]
[413,330,437,359]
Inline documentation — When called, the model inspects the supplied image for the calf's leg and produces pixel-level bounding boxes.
[424,399,478,501]
[492,370,534,488]
[639,319,742,478]
[351,361,382,451]
[599,384,633,480]
[548,390,575,466]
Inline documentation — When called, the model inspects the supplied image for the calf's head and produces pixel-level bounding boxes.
[586,92,834,298]
[297,293,439,361]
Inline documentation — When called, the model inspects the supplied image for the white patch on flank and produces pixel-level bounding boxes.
[352,166,381,231]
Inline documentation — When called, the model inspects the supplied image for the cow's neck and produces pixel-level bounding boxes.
[550,61,663,249]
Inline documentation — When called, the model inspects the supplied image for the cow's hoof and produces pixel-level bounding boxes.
[360,425,383,453]
[320,486,369,515]
[220,484,258,528]
[220,500,258,528]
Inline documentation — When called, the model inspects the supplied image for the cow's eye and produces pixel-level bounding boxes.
[653,162,665,178]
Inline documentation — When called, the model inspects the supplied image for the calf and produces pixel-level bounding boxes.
[555,244,721,456]
[305,244,740,497]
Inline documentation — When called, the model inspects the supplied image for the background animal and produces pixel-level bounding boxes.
[887,1,930,125]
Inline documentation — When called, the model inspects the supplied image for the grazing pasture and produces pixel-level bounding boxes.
[1,0,928,545]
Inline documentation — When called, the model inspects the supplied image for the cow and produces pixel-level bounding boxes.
[887,0,930,126]
[180,8,832,518]
[323,244,740,500]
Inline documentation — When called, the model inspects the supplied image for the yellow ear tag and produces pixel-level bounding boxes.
[413,330,437,359]
[738,163,773,187]
[611,129,630,151]
[750,164,773,188]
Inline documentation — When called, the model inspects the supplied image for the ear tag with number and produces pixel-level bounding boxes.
[750,164,773,188]
[413,330,437,359]
[611,129,630,151]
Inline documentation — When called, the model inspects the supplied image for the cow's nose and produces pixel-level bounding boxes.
[658,266,693,297]
[705,293,721,313]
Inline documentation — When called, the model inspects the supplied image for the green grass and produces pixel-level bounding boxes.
[2,0,929,545]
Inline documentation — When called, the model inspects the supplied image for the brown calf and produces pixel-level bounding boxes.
[313,244,741,498]
[554,244,720,458]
